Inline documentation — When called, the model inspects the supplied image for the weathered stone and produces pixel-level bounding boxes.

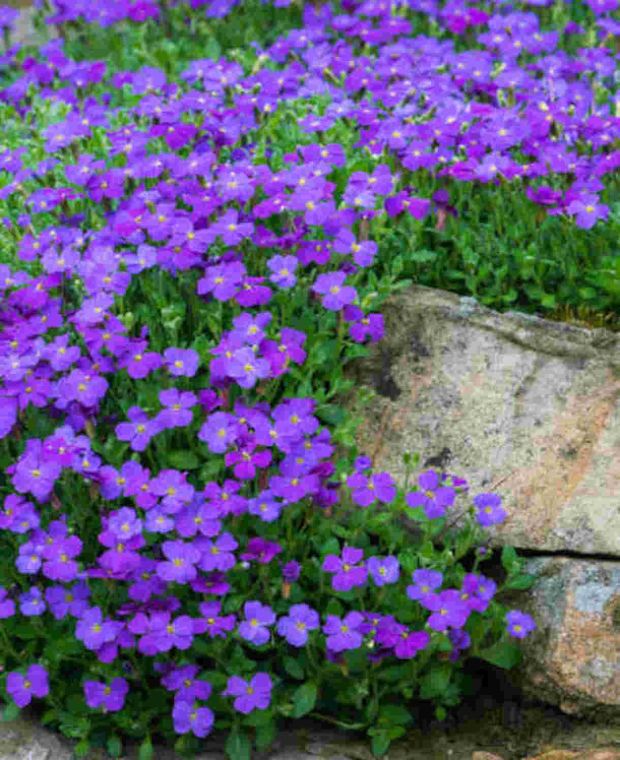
[525,750,620,760]
[0,716,73,760]
[515,558,620,718]
[353,285,620,556]
[471,753,506,760]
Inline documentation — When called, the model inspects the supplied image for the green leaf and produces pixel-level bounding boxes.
[225,728,251,760]
[501,545,519,573]
[138,738,154,760]
[255,719,276,751]
[505,573,536,590]
[73,739,91,758]
[2,702,20,722]
[378,704,412,726]
[106,734,123,758]
[292,681,317,718]
[283,656,305,681]
[167,450,200,470]
[419,663,451,699]
[371,731,391,757]
[478,641,522,670]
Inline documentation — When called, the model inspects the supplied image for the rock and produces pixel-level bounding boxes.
[0,716,73,760]
[471,753,506,760]
[516,558,620,718]
[525,750,620,760]
[353,285,620,556]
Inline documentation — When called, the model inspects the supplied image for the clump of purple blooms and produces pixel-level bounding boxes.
[7,0,604,754]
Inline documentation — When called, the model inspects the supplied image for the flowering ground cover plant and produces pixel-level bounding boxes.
[0,0,616,757]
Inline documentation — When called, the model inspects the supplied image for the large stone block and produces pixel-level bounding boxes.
[354,286,620,556]
[518,558,620,718]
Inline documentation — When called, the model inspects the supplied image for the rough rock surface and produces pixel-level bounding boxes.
[353,285,620,556]
[516,558,620,718]
[353,286,620,716]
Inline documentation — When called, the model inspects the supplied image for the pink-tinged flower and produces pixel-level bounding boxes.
[222,673,273,714]
[6,664,49,707]
[312,271,357,311]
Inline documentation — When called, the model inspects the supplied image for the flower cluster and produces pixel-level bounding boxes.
[1,0,596,756]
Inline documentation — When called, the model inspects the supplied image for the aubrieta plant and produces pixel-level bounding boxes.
[0,0,616,757]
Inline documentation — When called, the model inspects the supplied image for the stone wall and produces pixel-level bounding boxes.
[354,285,620,716]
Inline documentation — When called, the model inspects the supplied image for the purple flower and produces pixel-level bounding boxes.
[238,601,276,646]
[222,673,273,714]
[312,271,357,311]
[227,347,271,389]
[282,560,301,583]
[6,665,49,708]
[156,540,201,583]
[198,411,239,454]
[84,678,128,712]
[347,470,396,507]
[323,611,364,653]
[172,701,214,738]
[198,601,236,639]
[197,532,238,572]
[277,604,320,647]
[322,546,367,592]
[209,209,253,246]
[76,607,120,651]
[506,610,536,638]
[367,556,400,587]
[248,491,283,522]
[115,407,156,452]
[240,538,282,565]
[108,508,143,541]
[406,569,443,602]
[164,348,200,377]
[406,470,455,519]
[45,582,90,620]
[156,389,197,429]
[267,255,298,288]
[0,587,16,619]
[197,261,245,302]
[473,493,507,527]
[422,590,470,631]
[566,195,609,229]
[19,587,46,616]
